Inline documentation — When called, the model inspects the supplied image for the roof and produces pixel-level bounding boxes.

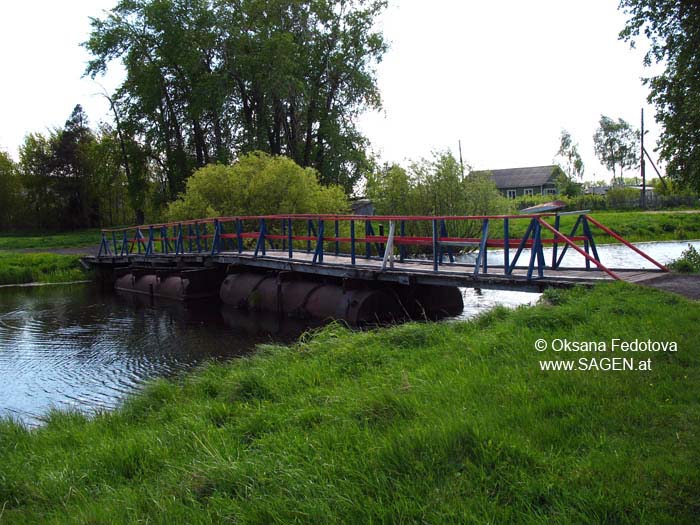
[478,165,559,189]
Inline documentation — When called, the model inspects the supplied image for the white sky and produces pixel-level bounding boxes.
[0,0,661,183]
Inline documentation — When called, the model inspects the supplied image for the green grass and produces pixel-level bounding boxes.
[501,210,700,244]
[0,253,88,285]
[0,229,100,250]
[1,282,698,523]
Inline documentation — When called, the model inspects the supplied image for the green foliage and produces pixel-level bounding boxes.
[367,151,512,217]
[166,152,349,220]
[0,150,20,229]
[555,129,584,180]
[669,245,700,273]
[605,186,642,207]
[0,283,698,522]
[619,1,700,192]
[593,115,640,184]
[84,0,388,194]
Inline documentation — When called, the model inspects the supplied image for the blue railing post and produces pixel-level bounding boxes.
[503,218,510,274]
[121,230,128,256]
[282,219,287,253]
[307,219,312,253]
[136,227,143,254]
[551,214,561,268]
[399,220,406,262]
[187,224,193,253]
[474,219,490,276]
[211,219,220,255]
[379,224,385,257]
[554,214,583,269]
[236,219,243,254]
[432,219,439,272]
[582,216,600,263]
[146,225,154,256]
[287,218,293,259]
[195,222,202,253]
[334,219,339,256]
[99,232,109,256]
[313,219,324,263]
[254,218,267,257]
[365,220,371,259]
[202,223,209,251]
[507,218,536,274]
[350,219,356,265]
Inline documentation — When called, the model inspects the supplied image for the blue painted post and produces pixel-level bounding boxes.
[551,214,561,268]
[350,219,356,265]
[554,214,583,269]
[187,224,193,253]
[379,224,385,258]
[503,218,510,274]
[474,219,490,276]
[307,219,312,253]
[202,223,209,251]
[432,219,439,271]
[584,239,591,270]
[99,232,108,256]
[195,222,202,253]
[121,230,128,256]
[482,219,489,274]
[236,219,243,254]
[146,226,154,256]
[334,219,339,256]
[160,226,166,254]
[365,220,371,259]
[526,222,541,280]
[287,218,293,259]
[507,219,535,274]
[177,224,184,254]
[399,220,406,262]
[582,217,600,262]
[282,219,287,253]
[313,220,324,263]
[136,228,143,254]
[261,219,266,256]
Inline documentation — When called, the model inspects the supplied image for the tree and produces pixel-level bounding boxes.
[0,150,21,229]
[555,130,584,180]
[593,115,639,185]
[619,1,700,191]
[84,0,388,195]
[165,152,348,220]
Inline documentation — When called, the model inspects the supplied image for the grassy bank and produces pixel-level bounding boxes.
[0,253,87,285]
[1,282,698,523]
[0,229,99,250]
[506,209,700,243]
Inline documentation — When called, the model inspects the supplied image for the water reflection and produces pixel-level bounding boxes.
[0,285,308,425]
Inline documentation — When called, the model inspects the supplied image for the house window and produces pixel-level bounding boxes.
[523,188,534,197]
[543,188,557,196]
[506,189,517,199]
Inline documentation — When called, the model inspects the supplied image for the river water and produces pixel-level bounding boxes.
[1,240,697,424]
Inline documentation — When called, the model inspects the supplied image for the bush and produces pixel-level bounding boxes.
[669,245,700,273]
[166,152,349,221]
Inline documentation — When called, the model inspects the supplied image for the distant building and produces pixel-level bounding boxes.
[475,165,561,198]
[350,198,375,215]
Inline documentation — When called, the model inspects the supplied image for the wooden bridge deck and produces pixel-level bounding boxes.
[86,250,666,292]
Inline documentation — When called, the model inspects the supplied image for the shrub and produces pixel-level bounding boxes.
[669,245,700,273]
[166,152,349,220]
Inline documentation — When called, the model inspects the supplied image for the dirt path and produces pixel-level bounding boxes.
[639,273,700,300]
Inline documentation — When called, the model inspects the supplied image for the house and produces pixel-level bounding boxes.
[350,198,375,215]
[476,165,561,198]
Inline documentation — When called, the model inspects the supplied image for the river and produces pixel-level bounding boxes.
[1,239,697,424]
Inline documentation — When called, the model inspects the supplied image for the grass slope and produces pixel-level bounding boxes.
[1,283,698,523]
[0,253,87,285]
[0,229,100,250]
[506,210,700,244]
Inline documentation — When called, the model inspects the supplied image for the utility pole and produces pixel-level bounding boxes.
[458,140,464,177]
[641,108,646,208]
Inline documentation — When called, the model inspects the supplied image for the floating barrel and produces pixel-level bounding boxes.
[114,268,222,301]
[219,273,409,325]
[219,272,463,325]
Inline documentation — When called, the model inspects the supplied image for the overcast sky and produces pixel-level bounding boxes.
[0,0,660,183]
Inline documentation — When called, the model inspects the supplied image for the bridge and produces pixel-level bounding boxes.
[87,211,668,292]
